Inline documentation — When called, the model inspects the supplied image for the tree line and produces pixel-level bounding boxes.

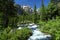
[0,0,60,29]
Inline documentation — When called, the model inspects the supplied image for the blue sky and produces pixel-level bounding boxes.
[15,0,50,9]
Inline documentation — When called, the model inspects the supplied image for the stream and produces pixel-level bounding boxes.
[17,23,51,40]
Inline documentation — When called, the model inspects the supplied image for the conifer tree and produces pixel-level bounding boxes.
[34,4,37,24]
[40,0,46,20]
[0,0,17,28]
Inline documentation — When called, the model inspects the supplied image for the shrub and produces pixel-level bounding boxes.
[0,27,32,40]
[39,18,60,40]
[15,27,32,40]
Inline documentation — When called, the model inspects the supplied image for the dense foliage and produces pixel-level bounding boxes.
[0,0,18,29]
[39,17,60,40]
[38,0,60,40]
[0,27,32,40]
[39,1,58,21]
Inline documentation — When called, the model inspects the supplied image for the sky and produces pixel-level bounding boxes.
[15,0,50,9]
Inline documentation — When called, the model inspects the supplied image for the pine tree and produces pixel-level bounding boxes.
[34,4,37,24]
[0,0,17,28]
[47,1,57,19]
[40,0,46,20]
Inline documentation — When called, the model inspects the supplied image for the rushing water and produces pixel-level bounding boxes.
[28,23,51,40]
[17,23,51,40]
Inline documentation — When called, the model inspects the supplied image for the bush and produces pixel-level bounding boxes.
[15,27,32,40]
[0,27,32,40]
[39,18,60,40]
